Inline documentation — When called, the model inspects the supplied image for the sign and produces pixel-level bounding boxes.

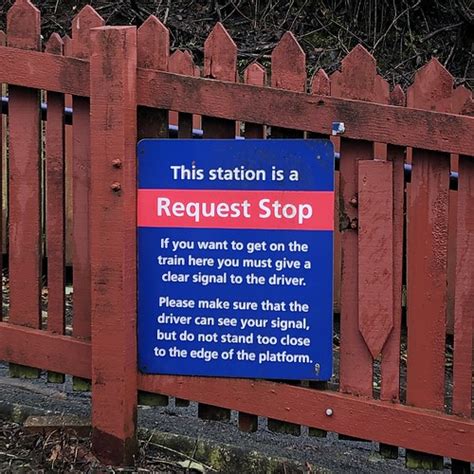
[138,139,334,380]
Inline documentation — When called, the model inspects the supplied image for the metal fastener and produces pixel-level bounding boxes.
[331,122,345,136]
[111,182,121,192]
[112,159,122,168]
[349,195,358,207]
[325,408,333,417]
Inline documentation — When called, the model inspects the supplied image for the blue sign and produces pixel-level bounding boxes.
[138,139,334,380]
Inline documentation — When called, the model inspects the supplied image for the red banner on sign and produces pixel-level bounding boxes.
[138,189,334,231]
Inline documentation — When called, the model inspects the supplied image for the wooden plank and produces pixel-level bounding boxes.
[136,16,170,408]
[63,34,73,268]
[406,60,452,414]
[311,69,341,316]
[339,139,373,396]
[45,33,66,384]
[197,22,237,423]
[332,47,389,398]
[358,160,393,358]
[70,5,103,343]
[406,150,449,469]
[0,321,472,463]
[45,33,65,336]
[7,0,42,379]
[405,60,455,468]
[169,50,197,140]
[452,156,474,417]
[0,322,91,378]
[90,25,138,466]
[271,32,306,138]
[406,149,449,410]
[0,30,4,317]
[138,373,474,462]
[0,45,472,155]
[137,16,169,140]
[266,33,306,436]
[380,145,405,402]
[70,6,104,392]
[237,61,267,434]
[136,68,474,157]
[379,85,406,404]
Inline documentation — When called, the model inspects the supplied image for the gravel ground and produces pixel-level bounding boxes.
[0,363,459,473]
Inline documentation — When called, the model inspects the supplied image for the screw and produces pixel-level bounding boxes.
[349,195,358,207]
[350,218,358,230]
[331,121,345,136]
[111,182,121,192]
[325,408,333,417]
[314,363,320,375]
[112,159,122,168]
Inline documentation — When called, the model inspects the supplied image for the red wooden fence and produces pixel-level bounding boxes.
[0,0,473,468]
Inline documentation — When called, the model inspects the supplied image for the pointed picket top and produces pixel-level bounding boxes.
[71,5,104,59]
[138,15,169,70]
[204,22,237,82]
[169,50,195,76]
[271,31,306,92]
[62,34,72,56]
[311,68,330,96]
[331,44,389,103]
[45,32,63,55]
[407,57,456,112]
[7,0,40,50]
[461,97,474,116]
[244,62,266,86]
[451,84,473,115]
[390,85,405,107]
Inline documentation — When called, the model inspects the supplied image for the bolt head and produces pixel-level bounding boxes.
[110,182,121,192]
[325,408,333,416]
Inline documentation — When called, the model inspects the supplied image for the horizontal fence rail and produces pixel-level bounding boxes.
[0,95,462,190]
[0,45,472,155]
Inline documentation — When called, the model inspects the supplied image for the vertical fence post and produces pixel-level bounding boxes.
[90,26,138,465]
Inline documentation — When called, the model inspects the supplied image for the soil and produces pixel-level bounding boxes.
[0,420,189,472]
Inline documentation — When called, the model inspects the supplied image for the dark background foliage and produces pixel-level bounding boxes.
[0,0,472,87]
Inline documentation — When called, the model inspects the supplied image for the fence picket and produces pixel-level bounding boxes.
[332,46,386,397]
[379,86,406,410]
[270,31,305,139]
[44,33,66,384]
[358,160,393,358]
[90,25,138,465]
[266,32,307,436]
[198,22,237,422]
[243,62,266,139]
[231,60,269,433]
[452,155,474,418]
[169,50,197,140]
[70,6,104,391]
[451,155,474,474]
[136,15,170,408]
[7,0,42,379]
[63,34,73,269]
[0,30,4,320]
[138,16,169,140]
[305,69,332,438]
[45,33,65,336]
[406,61,451,470]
